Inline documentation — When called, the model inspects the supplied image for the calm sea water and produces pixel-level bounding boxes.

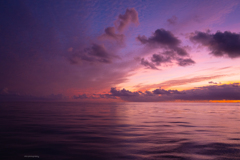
[0,102,240,160]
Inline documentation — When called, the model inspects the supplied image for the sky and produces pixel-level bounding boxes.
[1,0,240,102]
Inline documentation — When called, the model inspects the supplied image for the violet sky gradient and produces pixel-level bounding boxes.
[1,0,240,102]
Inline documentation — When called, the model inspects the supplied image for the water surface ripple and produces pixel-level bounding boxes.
[0,102,240,160]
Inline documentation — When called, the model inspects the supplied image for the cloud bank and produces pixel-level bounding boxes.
[73,83,240,102]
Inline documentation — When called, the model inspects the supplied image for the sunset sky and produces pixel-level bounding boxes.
[1,0,240,102]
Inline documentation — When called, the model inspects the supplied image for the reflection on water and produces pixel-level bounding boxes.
[0,102,240,160]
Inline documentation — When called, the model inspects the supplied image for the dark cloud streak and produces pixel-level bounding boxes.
[151,53,172,65]
[167,16,177,25]
[140,58,159,70]
[69,44,118,64]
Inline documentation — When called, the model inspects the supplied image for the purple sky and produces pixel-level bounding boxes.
[1,0,240,102]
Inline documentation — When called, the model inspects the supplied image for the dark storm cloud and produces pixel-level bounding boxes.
[173,47,189,56]
[167,16,177,25]
[137,29,180,46]
[139,51,195,69]
[105,87,184,102]
[72,83,240,102]
[115,8,139,32]
[175,83,240,100]
[137,28,188,56]
[99,27,125,43]
[109,83,240,101]
[137,28,195,69]
[177,58,195,66]
[152,88,182,95]
[73,94,88,99]
[140,58,159,70]
[107,88,182,101]
[190,31,240,58]
[69,44,118,64]
[151,53,172,65]
[209,81,221,85]
[209,81,218,84]
[73,93,118,100]
[110,87,140,96]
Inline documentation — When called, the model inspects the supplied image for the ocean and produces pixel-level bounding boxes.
[0,102,240,160]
